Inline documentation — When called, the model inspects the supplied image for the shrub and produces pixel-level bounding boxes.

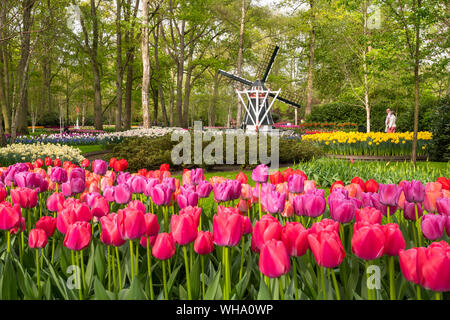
[108,133,324,172]
[427,95,450,161]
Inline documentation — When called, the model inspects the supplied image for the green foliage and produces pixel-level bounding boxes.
[108,133,324,172]
[306,102,366,125]
[427,95,450,161]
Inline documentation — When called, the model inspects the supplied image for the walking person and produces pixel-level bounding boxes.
[388,111,397,133]
[385,108,391,133]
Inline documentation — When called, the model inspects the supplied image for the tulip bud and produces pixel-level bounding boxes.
[29,228,48,249]
[152,233,176,260]
[194,231,214,255]
[259,239,291,278]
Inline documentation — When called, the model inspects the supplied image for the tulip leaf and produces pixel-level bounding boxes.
[189,255,201,299]
[94,277,111,300]
[94,245,106,282]
[1,255,18,300]
[204,265,221,300]
[257,276,271,300]
[167,265,182,293]
[124,277,146,300]
[44,279,52,300]
[178,284,187,300]
[43,254,70,300]
[85,246,96,293]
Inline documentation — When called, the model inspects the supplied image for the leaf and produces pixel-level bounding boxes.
[204,265,221,300]
[85,245,96,293]
[43,254,69,300]
[94,245,106,282]
[1,255,18,300]
[178,284,187,300]
[167,265,182,293]
[189,255,201,300]
[124,277,146,300]
[257,276,271,300]
[94,276,111,300]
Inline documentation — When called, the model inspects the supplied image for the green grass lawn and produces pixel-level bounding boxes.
[75,144,105,154]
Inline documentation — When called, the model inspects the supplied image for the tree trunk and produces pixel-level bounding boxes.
[141,0,150,128]
[14,0,36,136]
[151,80,158,124]
[175,21,185,127]
[124,59,133,129]
[411,0,421,168]
[169,69,175,126]
[182,54,193,127]
[363,0,370,132]
[236,0,246,128]
[305,0,316,117]
[208,72,220,127]
[115,0,123,131]
[154,26,169,126]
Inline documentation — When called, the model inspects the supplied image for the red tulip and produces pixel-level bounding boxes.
[436,177,450,190]
[81,159,90,168]
[34,158,44,168]
[365,179,379,193]
[0,203,21,230]
[152,233,176,260]
[11,187,38,208]
[382,223,405,256]
[45,157,53,167]
[194,231,214,255]
[63,221,91,251]
[307,231,345,268]
[242,215,253,235]
[54,159,62,167]
[170,214,197,246]
[355,207,382,225]
[35,216,57,237]
[330,180,345,193]
[281,222,309,257]
[100,214,126,247]
[117,208,146,240]
[269,171,283,184]
[251,214,282,253]
[212,209,243,247]
[417,243,450,292]
[351,177,366,192]
[109,158,117,168]
[235,172,248,184]
[28,228,48,248]
[352,222,385,260]
[160,163,170,172]
[140,235,157,248]
[259,239,291,278]
[281,168,294,182]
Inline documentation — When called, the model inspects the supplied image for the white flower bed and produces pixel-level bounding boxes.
[0,143,85,166]
[97,127,186,143]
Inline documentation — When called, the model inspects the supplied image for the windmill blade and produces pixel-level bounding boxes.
[218,69,253,87]
[256,44,280,82]
[268,90,302,108]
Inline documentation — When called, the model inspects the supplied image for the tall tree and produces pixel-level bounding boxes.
[115,0,123,131]
[305,0,316,117]
[141,0,151,128]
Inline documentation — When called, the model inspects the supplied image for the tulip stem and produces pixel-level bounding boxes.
[435,292,441,300]
[146,239,154,300]
[129,240,135,281]
[74,251,82,300]
[111,248,117,293]
[163,206,169,233]
[7,231,10,254]
[389,256,396,300]
[115,247,123,290]
[107,247,111,291]
[321,267,326,300]
[416,285,421,300]
[135,242,140,275]
[189,242,193,271]
[414,203,422,247]
[278,276,285,300]
[387,206,391,224]
[80,250,86,293]
[330,268,340,300]
[35,249,40,290]
[258,184,262,219]
[162,260,168,300]
[51,236,56,264]
[183,246,192,300]
[239,237,245,281]
[293,258,298,300]
[365,261,371,300]
[201,255,205,300]
[19,232,23,263]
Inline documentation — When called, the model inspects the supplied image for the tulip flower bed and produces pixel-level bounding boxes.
[302,131,433,157]
[0,158,448,300]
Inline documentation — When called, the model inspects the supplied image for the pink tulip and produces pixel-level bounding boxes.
[63,221,91,251]
[170,214,197,245]
[251,214,282,253]
[307,231,345,268]
[259,239,291,278]
[436,198,450,216]
[352,222,385,260]
[382,223,405,256]
[46,192,65,212]
[421,214,445,240]
[355,207,382,225]
[11,187,37,208]
[309,218,339,235]
[0,203,21,230]
[302,191,326,218]
[194,231,214,255]
[329,198,356,224]
[114,184,132,204]
[403,180,425,203]
[127,200,146,213]
[28,228,48,248]
[143,213,160,237]
[117,208,146,240]
[179,206,201,229]
[100,214,126,247]
[251,164,269,183]
[212,209,243,247]
[281,222,309,257]
[378,184,402,207]
[152,233,176,260]
[35,216,57,237]
[91,196,109,218]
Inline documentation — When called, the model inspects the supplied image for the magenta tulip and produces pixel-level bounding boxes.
[117,208,146,240]
[194,231,214,255]
[281,222,309,257]
[28,228,48,248]
[152,233,176,260]
[352,222,385,260]
[259,239,291,278]
[421,214,445,240]
[63,221,91,251]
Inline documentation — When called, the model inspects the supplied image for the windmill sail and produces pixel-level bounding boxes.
[256,44,279,82]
